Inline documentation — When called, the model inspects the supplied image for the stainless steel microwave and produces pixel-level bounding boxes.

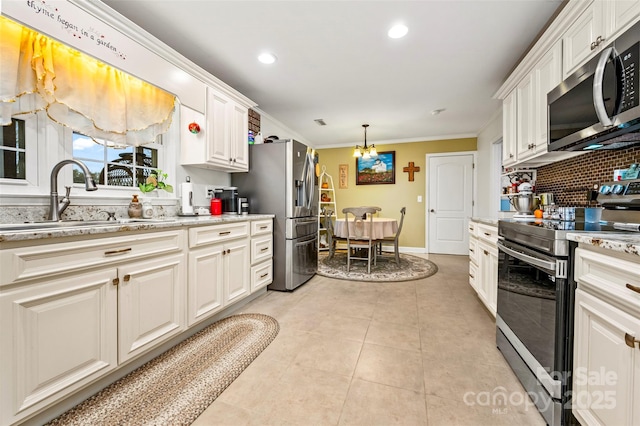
[548,22,640,151]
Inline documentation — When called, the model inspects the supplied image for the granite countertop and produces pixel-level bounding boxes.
[470,217,499,227]
[566,232,640,257]
[0,214,275,243]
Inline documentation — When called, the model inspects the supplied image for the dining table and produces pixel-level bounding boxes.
[334,217,398,240]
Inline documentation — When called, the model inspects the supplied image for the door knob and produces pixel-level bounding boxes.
[430,209,435,213]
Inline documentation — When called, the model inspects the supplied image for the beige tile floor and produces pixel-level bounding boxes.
[193,254,546,426]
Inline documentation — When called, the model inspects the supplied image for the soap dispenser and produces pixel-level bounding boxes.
[128,194,142,218]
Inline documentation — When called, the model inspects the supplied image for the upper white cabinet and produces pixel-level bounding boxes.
[502,90,518,167]
[497,0,640,169]
[181,87,249,172]
[563,0,640,79]
[534,41,563,152]
[515,72,535,160]
[503,40,563,167]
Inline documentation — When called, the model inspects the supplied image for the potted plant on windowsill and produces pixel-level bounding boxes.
[138,170,174,195]
[137,170,173,218]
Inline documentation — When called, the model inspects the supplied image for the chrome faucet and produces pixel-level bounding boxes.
[48,159,98,221]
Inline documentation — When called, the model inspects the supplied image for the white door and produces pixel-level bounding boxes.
[427,153,474,254]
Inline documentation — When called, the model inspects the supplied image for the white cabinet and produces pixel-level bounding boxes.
[502,90,518,167]
[117,253,186,363]
[573,246,640,426]
[0,229,186,425]
[515,72,535,160]
[533,41,562,153]
[503,40,563,168]
[467,220,498,316]
[250,219,273,292]
[468,221,479,291]
[0,270,118,426]
[187,222,250,325]
[563,0,640,79]
[181,86,249,172]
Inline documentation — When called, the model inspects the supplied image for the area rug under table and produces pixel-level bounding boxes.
[47,313,279,426]
[318,251,438,282]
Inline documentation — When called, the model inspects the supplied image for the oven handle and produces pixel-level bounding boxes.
[497,240,557,271]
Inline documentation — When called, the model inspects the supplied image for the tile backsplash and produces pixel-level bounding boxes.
[535,146,640,206]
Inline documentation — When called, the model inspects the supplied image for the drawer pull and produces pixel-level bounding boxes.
[624,333,639,349]
[218,231,231,236]
[259,273,269,279]
[259,225,268,230]
[626,283,640,294]
[260,247,269,252]
[470,248,475,253]
[484,232,491,237]
[104,247,132,256]
[469,273,475,279]
[123,274,131,282]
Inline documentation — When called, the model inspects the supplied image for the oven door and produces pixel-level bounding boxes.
[496,239,570,400]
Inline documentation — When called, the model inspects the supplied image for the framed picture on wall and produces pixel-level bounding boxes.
[356,151,395,185]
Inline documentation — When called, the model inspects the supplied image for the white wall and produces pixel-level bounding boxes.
[475,108,503,219]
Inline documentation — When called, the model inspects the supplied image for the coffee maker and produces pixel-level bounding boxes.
[221,187,238,214]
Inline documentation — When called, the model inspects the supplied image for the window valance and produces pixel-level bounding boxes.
[0,16,176,146]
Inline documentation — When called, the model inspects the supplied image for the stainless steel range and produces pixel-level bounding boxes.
[497,179,640,426]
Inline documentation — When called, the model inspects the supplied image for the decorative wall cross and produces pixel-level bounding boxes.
[403,162,420,182]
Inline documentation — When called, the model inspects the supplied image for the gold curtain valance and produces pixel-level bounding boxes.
[0,16,176,146]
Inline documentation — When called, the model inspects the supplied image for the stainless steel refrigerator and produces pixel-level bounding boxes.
[232,139,318,291]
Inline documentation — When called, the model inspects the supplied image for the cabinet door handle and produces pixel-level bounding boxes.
[509,153,514,158]
[112,278,119,286]
[219,231,231,236]
[470,248,475,253]
[624,333,640,349]
[591,41,598,51]
[123,274,131,282]
[104,247,132,256]
[484,250,489,255]
[626,283,640,294]
[469,273,475,279]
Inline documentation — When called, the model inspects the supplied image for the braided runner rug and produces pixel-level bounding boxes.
[47,313,279,426]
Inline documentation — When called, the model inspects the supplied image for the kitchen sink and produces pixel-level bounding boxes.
[0,218,176,232]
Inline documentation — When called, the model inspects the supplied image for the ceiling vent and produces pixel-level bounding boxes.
[314,119,327,126]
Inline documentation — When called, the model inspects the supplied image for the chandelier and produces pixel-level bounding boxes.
[353,124,377,159]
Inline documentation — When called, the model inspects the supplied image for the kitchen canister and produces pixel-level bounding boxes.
[585,207,604,223]
[210,197,222,215]
[128,194,142,218]
[142,199,154,219]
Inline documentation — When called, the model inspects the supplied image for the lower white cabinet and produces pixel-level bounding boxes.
[118,253,186,363]
[0,218,271,425]
[573,246,640,426]
[467,220,498,316]
[477,239,498,316]
[0,269,118,426]
[250,219,273,292]
[187,222,251,326]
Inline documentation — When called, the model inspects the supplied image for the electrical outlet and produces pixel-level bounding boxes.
[417,195,423,202]
[205,186,214,198]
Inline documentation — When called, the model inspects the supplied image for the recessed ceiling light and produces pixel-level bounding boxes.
[258,52,277,64]
[388,24,408,39]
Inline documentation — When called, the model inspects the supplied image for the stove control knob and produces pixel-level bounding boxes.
[599,185,612,195]
[611,184,625,195]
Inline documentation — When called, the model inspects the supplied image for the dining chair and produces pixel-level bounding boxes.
[323,209,346,260]
[342,206,381,273]
[378,206,406,265]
